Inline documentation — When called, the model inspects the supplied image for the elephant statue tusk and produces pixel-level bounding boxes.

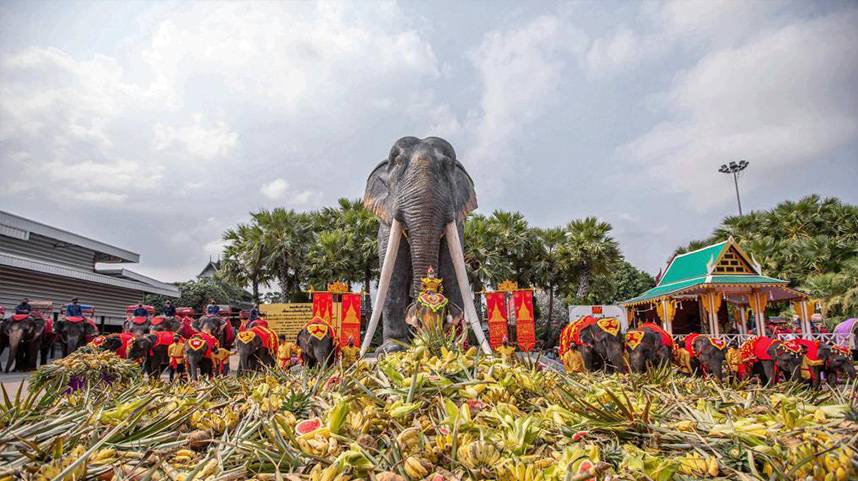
[360,219,403,357]
[445,222,492,355]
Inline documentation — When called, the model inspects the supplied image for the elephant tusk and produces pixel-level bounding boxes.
[445,222,492,355]
[360,219,403,357]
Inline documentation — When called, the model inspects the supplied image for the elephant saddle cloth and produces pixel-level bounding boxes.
[252,326,279,354]
[596,317,621,337]
[237,330,257,344]
[130,316,148,325]
[417,291,448,313]
[738,336,773,364]
[118,333,134,359]
[304,316,335,341]
[150,316,166,326]
[564,316,598,349]
[625,330,645,351]
[779,339,803,355]
[639,322,673,348]
[65,316,85,323]
[832,345,850,357]
[683,333,701,358]
[11,314,30,322]
[153,331,177,348]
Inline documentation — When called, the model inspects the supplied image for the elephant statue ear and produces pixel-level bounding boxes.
[363,159,392,224]
[452,161,478,222]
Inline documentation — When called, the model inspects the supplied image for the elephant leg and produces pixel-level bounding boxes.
[762,361,776,386]
[380,226,412,352]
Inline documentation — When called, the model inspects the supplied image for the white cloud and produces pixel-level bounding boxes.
[621,9,858,209]
[261,178,290,200]
[153,114,238,160]
[466,16,584,197]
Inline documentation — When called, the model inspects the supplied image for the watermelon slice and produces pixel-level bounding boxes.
[295,417,322,436]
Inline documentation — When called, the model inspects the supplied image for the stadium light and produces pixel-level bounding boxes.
[718,160,749,216]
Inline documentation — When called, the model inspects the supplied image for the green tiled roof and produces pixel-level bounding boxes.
[658,241,727,285]
[620,237,797,306]
[621,275,790,305]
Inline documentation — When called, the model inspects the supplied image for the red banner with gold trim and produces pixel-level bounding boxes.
[312,292,334,324]
[513,289,535,352]
[485,291,508,350]
[340,293,361,348]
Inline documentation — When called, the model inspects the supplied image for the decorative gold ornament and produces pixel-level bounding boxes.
[497,280,518,292]
[327,281,349,294]
[420,267,443,292]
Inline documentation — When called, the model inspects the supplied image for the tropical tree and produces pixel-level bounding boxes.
[560,217,621,302]
[220,223,268,302]
[531,227,566,343]
[253,208,312,300]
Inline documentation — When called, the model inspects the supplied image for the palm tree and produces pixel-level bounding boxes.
[532,227,565,341]
[220,223,268,302]
[252,208,311,300]
[486,210,538,286]
[561,217,620,302]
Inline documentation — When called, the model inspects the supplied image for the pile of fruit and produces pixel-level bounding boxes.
[1,340,857,481]
[29,346,142,393]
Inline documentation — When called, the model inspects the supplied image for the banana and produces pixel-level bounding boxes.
[403,456,431,480]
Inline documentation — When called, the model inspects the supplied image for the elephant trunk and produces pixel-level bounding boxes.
[6,329,22,372]
[408,225,443,297]
[67,333,82,354]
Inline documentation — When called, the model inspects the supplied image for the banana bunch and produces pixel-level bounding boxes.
[347,404,384,434]
[172,448,198,467]
[89,447,117,465]
[497,462,546,481]
[296,428,340,457]
[402,456,433,480]
[784,444,854,481]
[396,427,422,454]
[457,440,501,471]
[190,410,226,433]
[675,452,718,477]
[35,445,87,481]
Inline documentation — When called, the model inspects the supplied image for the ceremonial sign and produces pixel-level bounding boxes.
[340,293,362,347]
[260,303,314,339]
[485,291,508,349]
[513,289,535,352]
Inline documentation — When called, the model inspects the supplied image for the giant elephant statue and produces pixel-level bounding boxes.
[362,137,487,354]
[57,316,98,356]
[297,317,336,369]
[3,313,50,372]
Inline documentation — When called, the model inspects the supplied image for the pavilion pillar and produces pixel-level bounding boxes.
[751,290,767,337]
[798,299,811,339]
[738,306,747,335]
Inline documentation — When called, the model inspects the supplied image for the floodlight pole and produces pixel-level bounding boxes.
[718,160,749,216]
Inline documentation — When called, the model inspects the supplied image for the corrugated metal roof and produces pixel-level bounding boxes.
[0,210,139,263]
[96,268,179,295]
[0,252,178,297]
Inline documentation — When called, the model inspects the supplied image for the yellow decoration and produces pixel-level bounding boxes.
[561,349,584,373]
[327,281,349,294]
[488,304,505,323]
[655,299,677,323]
[497,280,519,292]
[420,267,443,292]
[625,330,645,350]
[342,304,360,324]
[596,317,620,336]
[700,292,722,317]
[237,331,257,344]
[516,301,532,322]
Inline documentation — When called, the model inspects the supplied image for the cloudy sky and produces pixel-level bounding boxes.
[2,0,857,283]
